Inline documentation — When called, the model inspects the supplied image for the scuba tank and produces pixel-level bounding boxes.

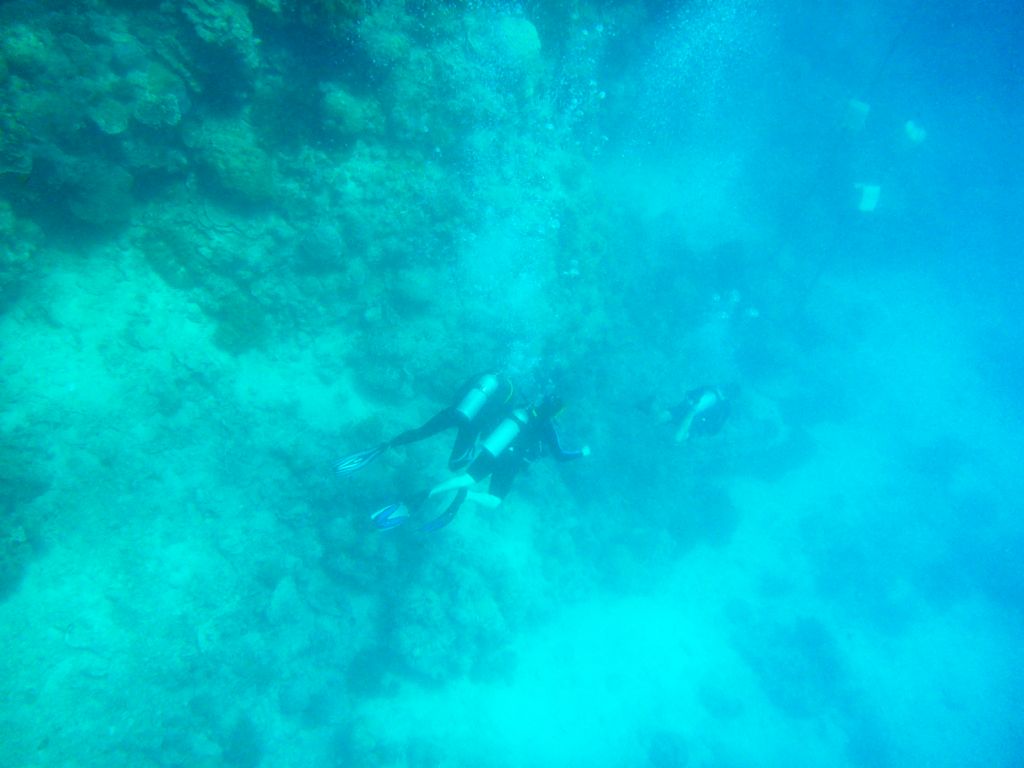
[454,374,502,422]
[675,387,726,442]
[481,408,529,457]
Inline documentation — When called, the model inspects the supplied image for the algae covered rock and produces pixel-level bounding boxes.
[182,0,259,72]
[0,433,48,601]
[0,113,33,175]
[67,160,136,226]
[186,116,276,203]
[206,289,270,354]
[121,61,191,129]
[0,521,34,602]
[293,221,345,272]
[133,90,185,128]
[320,84,384,140]
[88,97,132,135]
[0,202,41,308]
[0,24,53,76]
[467,14,542,68]
[356,5,413,67]
[138,222,200,289]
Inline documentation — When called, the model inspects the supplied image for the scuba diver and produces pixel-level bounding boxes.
[372,394,590,532]
[335,372,514,476]
[662,385,730,442]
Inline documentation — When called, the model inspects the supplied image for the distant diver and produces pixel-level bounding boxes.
[660,385,730,442]
[335,372,514,476]
[372,394,590,532]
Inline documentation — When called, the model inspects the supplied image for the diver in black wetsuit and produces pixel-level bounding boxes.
[335,372,514,475]
[384,372,515,470]
[372,394,589,531]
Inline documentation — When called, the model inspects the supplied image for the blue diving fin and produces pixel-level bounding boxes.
[335,444,387,476]
[419,507,457,533]
[419,489,465,532]
[371,502,409,530]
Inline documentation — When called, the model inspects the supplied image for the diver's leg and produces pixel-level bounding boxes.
[448,425,477,471]
[428,451,493,498]
[466,491,502,509]
[389,408,458,447]
[486,456,519,503]
[421,488,467,532]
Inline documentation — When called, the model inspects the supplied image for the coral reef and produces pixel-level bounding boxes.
[185,114,276,203]
[182,0,260,73]
[6,1,968,767]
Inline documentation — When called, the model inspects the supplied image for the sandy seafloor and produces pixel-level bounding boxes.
[1,1,1022,767]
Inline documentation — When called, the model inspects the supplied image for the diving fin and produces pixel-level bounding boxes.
[335,444,387,476]
[371,502,409,530]
[420,507,457,533]
[419,489,465,532]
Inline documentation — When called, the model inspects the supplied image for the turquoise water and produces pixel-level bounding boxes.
[1,1,1021,766]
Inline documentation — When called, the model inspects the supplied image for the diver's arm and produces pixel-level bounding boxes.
[541,422,588,461]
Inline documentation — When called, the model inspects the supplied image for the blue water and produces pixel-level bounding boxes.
[1,1,1021,766]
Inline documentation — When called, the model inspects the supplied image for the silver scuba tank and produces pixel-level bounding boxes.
[454,374,500,421]
[481,408,527,456]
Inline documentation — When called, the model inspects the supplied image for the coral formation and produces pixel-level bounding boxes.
[182,0,260,72]
[186,115,277,203]
[2,2,1013,768]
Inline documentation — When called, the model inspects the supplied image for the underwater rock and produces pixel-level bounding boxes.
[67,161,135,226]
[187,116,276,203]
[466,14,542,67]
[0,436,49,512]
[138,222,200,289]
[57,31,106,78]
[393,587,464,683]
[321,84,385,139]
[109,30,149,74]
[1,24,53,76]
[206,290,270,354]
[133,91,184,127]
[182,0,259,72]
[0,202,40,308]
[0,137,33,177]
[122,137,188,176]
[129,62,191,128]
[88,97,131,135]
[0,523,34,602]
[357,6,413,67]
[275,0,367,42]
[496,16,542,62]
[732,612,847,719]
[294,221,345,272]
[0,432,47,601]
[389,265,450,313]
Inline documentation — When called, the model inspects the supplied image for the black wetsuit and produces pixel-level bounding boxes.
[670,386,730,437]
[467,412,584,498]
[421,408,585,526]
[388,373,512,471]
